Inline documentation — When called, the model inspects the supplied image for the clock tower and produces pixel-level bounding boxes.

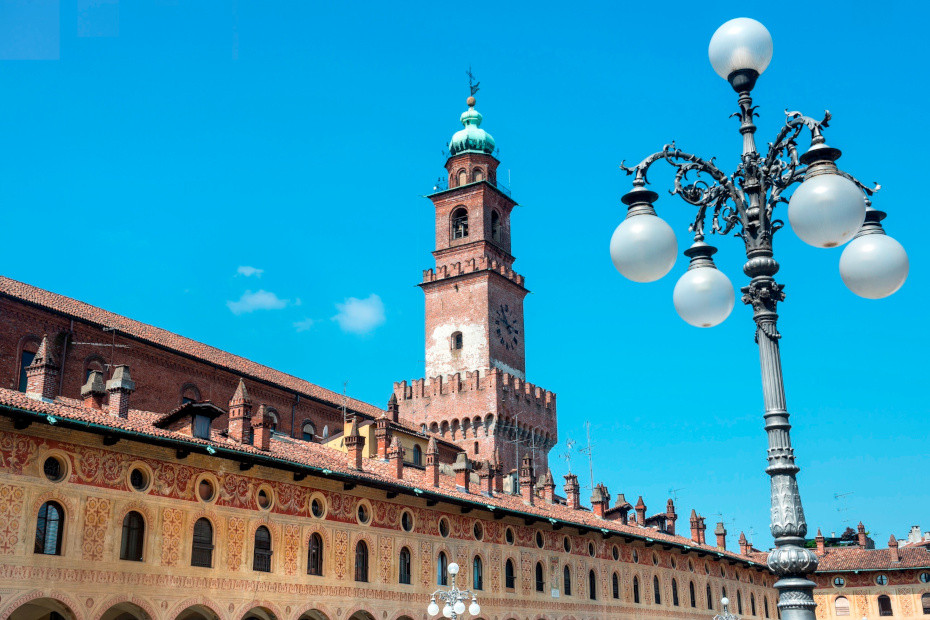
[394,95,557,476]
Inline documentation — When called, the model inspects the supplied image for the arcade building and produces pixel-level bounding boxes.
[0,96,924,620]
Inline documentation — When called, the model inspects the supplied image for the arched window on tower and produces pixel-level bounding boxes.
[180,384,201,405]
[564,565,572,596]
[491,210,502,243]
[451,207,469,239]
[451,332,463,351]
[457,169,467,186]
[472,168,484,182]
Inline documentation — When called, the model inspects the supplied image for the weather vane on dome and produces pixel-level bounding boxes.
[466,66,479,97]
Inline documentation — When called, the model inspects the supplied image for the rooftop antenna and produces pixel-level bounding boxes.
[668,487,685,504]
[561,438,577,475]
[71,326,130,374]
[834,491,854,525]
[501,411,531,474]
[747,525,757,546]
[579,421,596,493]
[341,381,349,424]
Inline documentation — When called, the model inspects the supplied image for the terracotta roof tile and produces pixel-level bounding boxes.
[814,547,930,571]
[0,387,761,567]
[0,275,382,417]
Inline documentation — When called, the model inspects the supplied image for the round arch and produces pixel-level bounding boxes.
[294,608,332,620]
[170,600,222,620]
[98,601,152,620]
[239,607,275,620]
[345,612,375,620]
[6,596,79,620]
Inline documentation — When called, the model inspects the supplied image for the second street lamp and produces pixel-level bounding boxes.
[609,17,908,620]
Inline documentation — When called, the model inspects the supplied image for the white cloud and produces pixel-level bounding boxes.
[293,318,315,332]
[237,266,264,278]
[227,290,288,315]
[333,294,385,335]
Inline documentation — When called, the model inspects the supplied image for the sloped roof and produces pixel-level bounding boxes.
[0,387,762,567]
[0,275,382,417]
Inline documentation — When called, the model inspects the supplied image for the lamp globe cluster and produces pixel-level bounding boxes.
[426,561,480,619]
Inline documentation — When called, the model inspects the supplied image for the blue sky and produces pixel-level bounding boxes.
[1,0,927,550]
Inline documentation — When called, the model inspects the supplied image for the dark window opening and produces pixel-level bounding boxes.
[707,584,714,610]
[399,546,411,584]
[752,594,757,616]
[452,331,463,350]
[491,210,502,243]
[253,526,272,572]
[119,511,145,562]
[191,518,213,567]
[193,415,211,439]
[354,540,368,582]
[564,565,572,596]
[878,595,893,617]
[438,551,448,586]
[412,444,422,466]
[302,421,315,442]
[738,590,743,614]
[308,533,323,576]
[536,562,545,593]
[589,569,597,600]
[505,559,516,589]
[654,575,662,604]
[690,581,696,608]
[451,208,469,239]
[612,572,620,599]
[473,556,483,590]
[633,576,640,603]
[672,578,679,606]
[34,501,63,555]
[18,348,37,392]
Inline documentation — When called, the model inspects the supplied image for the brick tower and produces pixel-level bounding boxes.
[394,95,557,474]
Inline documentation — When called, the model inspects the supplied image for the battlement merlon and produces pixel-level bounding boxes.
[392,369,556,410]
[421,258,526,289]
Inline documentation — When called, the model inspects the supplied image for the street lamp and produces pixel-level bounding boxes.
[609,17,908,620]
[426,562,481,619]
[715,597,739,620]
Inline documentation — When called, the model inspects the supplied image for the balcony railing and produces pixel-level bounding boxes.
[430,178,511,198]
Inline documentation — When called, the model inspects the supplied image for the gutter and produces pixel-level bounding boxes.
[1,404,766,569]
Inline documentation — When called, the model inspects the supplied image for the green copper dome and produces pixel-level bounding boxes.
[449,97,495,156]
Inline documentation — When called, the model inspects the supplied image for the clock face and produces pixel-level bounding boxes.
[493,303,519,351]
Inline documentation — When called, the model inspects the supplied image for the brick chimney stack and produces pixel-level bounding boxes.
[564,473,580,510]
[81,370,107,410]
[251,404,273,451]
[519,453,535,506]
[388,436,404,479]
[387,393,399,422]
[857,522,869,548]
[715,521,727,550]
[492,450,504,494]
[453,453,472,492]
[426,437,439,487]
[228,379,252,444]
[739,531,750,555]
[614,494,632,524]
[635,496,646,525]
[690,510,701,543]
[815,529,825,555]
[106,364,135,419]
[666,498,677,535]
[889,534,899,563]
[344,416,365,470]
[25,335,59,400]
[698,515,706,544]
[478,461,494,496]
[375,415,391,460]
[541,470,556,504]
[591,483,610,518]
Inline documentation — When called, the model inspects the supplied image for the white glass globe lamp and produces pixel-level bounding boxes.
[427,601,439,617]
[610,186,677,283]
[789,170,866,248]
[722,597,730,608]
[708,18,773,84]
[839,210,908,299]
[453,600,466,616]
[673,239,735,327]
[442,604,452,619]
[469,601,481,616]
[448,562,459,576]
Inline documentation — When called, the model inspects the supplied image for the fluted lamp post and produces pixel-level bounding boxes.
[609,17,908,620]
[426,563,481,620]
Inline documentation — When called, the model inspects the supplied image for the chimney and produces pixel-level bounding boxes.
[635,496,646,525]
[81,370,106,410]
[739,531,750,555]
[453,453,472,492]
[698,515,707,545]
[251,404,273,451]
[344,416,365,470]
[541,470,556,504]
[857,522,868,548]
[478,461,494,496]
[690,510,701,543]
[492,450,504,494]
[591,483,610,518]
[375,415,391,459]
[388,436,404,479]
[815,529,825,555]
[519,453,534,506]
[228,379,252,444]
[25,335,59,400]
[106,365,135,418]
[426,437,439,487]
[564,473,580,510]
[614,494,632,524]
[715,521,727,550]
[888,535,899,563]
[666,498,677,535]
[387,393,399,423]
